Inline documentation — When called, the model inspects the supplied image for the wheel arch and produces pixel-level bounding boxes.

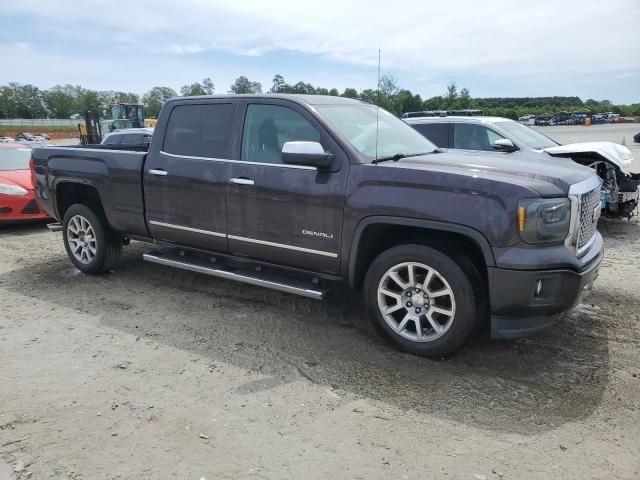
[55,180,106,221]
[347,216,495,290]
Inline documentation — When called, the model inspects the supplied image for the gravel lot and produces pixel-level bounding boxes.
[1,125,639,479]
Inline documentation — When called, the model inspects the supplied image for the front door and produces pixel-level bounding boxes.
[451,123,511,154]
[226,101,349,274]
[143,101,235,252]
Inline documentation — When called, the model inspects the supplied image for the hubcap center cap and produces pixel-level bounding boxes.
[411,293,427,308]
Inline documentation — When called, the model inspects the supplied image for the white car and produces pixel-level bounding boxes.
[101,127,153,147]
[0,136,15,143]
[405,115,640,219]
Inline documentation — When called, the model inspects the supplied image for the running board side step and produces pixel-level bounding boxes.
[143,252,326,300]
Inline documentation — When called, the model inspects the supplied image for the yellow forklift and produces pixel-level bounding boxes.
[78,103,153,144]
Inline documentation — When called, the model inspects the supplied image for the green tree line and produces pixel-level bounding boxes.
[1,75,638,120]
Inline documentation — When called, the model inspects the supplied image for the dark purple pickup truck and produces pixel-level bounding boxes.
[31,94,603,357]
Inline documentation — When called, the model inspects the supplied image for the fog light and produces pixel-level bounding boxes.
[534,279,543,297]
[0,206,12,214]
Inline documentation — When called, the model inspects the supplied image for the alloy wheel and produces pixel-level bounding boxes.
[377,261,456,342]
[66,215,97,265]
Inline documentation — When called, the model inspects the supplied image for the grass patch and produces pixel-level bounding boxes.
[0,125,78,139]
[0,125,77,134]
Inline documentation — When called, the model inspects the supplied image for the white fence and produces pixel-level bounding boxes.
[0,118,78,126]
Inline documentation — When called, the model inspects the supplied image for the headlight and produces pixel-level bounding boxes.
[0,184,29,196]
[518,198,571,244]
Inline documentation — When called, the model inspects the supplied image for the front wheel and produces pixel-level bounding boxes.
[62,204,121,273]
[364,244,478,358]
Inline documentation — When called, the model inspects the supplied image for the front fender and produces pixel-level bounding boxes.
[346,215,496,288]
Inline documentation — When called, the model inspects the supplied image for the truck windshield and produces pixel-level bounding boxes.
[494,121,559,150]
[315,104,437,162]
[0,148,31,170]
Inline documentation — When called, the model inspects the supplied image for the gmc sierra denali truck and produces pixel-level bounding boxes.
[31,94,604,357]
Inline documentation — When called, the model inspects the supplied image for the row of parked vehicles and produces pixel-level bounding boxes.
[0,132,51,143]
[519,112,632,126]
[4,94,638,357]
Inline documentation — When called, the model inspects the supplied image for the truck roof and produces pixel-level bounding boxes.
[166,94,366,106]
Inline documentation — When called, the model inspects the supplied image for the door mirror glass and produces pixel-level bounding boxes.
[282,141,334,169]
[493,138,517,152]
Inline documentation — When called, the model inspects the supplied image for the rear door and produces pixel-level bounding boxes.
[225,100,349,274]
[143,100,236,252]
[411,122,451,149]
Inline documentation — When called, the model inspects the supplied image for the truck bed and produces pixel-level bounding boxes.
[30,145,149,237]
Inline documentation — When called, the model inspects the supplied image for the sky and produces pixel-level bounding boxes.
[0,0,639,103]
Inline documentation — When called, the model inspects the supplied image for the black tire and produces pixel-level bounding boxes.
[62,203,122,273]
[364,244,477,358]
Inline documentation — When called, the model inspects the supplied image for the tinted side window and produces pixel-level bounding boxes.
[486,129,506,146]
[121,134,143,145]
[412,123,449,148]
[104,134,122,145]
[163,103,234,158]
[241,104,320,164]
[453,123,506,151]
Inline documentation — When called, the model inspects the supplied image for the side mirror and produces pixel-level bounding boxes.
[282,141,334,169]
[493,138,518,152]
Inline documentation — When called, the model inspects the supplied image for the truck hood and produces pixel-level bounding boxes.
[389,150,595,196]
[543,142,634,172]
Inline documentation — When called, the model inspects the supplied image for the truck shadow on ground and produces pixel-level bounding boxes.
[0,221,49,236]
[1,237,624,436]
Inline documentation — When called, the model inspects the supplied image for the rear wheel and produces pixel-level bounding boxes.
[62,204,121,273]
[364,244,477,358]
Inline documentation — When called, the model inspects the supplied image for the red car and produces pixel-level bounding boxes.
[0,143,50,224]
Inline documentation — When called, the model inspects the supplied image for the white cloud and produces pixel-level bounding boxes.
[1,0,639,100]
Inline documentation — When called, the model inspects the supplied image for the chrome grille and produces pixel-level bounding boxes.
[576,187,601,254]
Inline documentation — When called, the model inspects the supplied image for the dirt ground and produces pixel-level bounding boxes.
[1,126,640,479]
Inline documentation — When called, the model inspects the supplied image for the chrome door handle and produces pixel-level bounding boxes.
[149,169,168,176]
[229,177,254,186]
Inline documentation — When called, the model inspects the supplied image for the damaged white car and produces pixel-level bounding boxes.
[406,116,640,219]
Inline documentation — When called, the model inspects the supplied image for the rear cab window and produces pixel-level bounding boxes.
[163,103,234,158]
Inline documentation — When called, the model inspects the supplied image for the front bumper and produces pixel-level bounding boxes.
[489,241,603,339]
[0,192,50,223]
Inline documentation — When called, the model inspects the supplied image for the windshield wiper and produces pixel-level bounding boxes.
[371,151,434,164]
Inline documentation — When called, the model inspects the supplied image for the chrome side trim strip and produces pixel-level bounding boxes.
[159,150,317,171]
[148,220,338,258]
[148,220,226,238]
[143,253,325,300]
[228,234,338,258]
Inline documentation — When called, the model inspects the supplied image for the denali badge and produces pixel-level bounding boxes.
[302,229,334,239]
